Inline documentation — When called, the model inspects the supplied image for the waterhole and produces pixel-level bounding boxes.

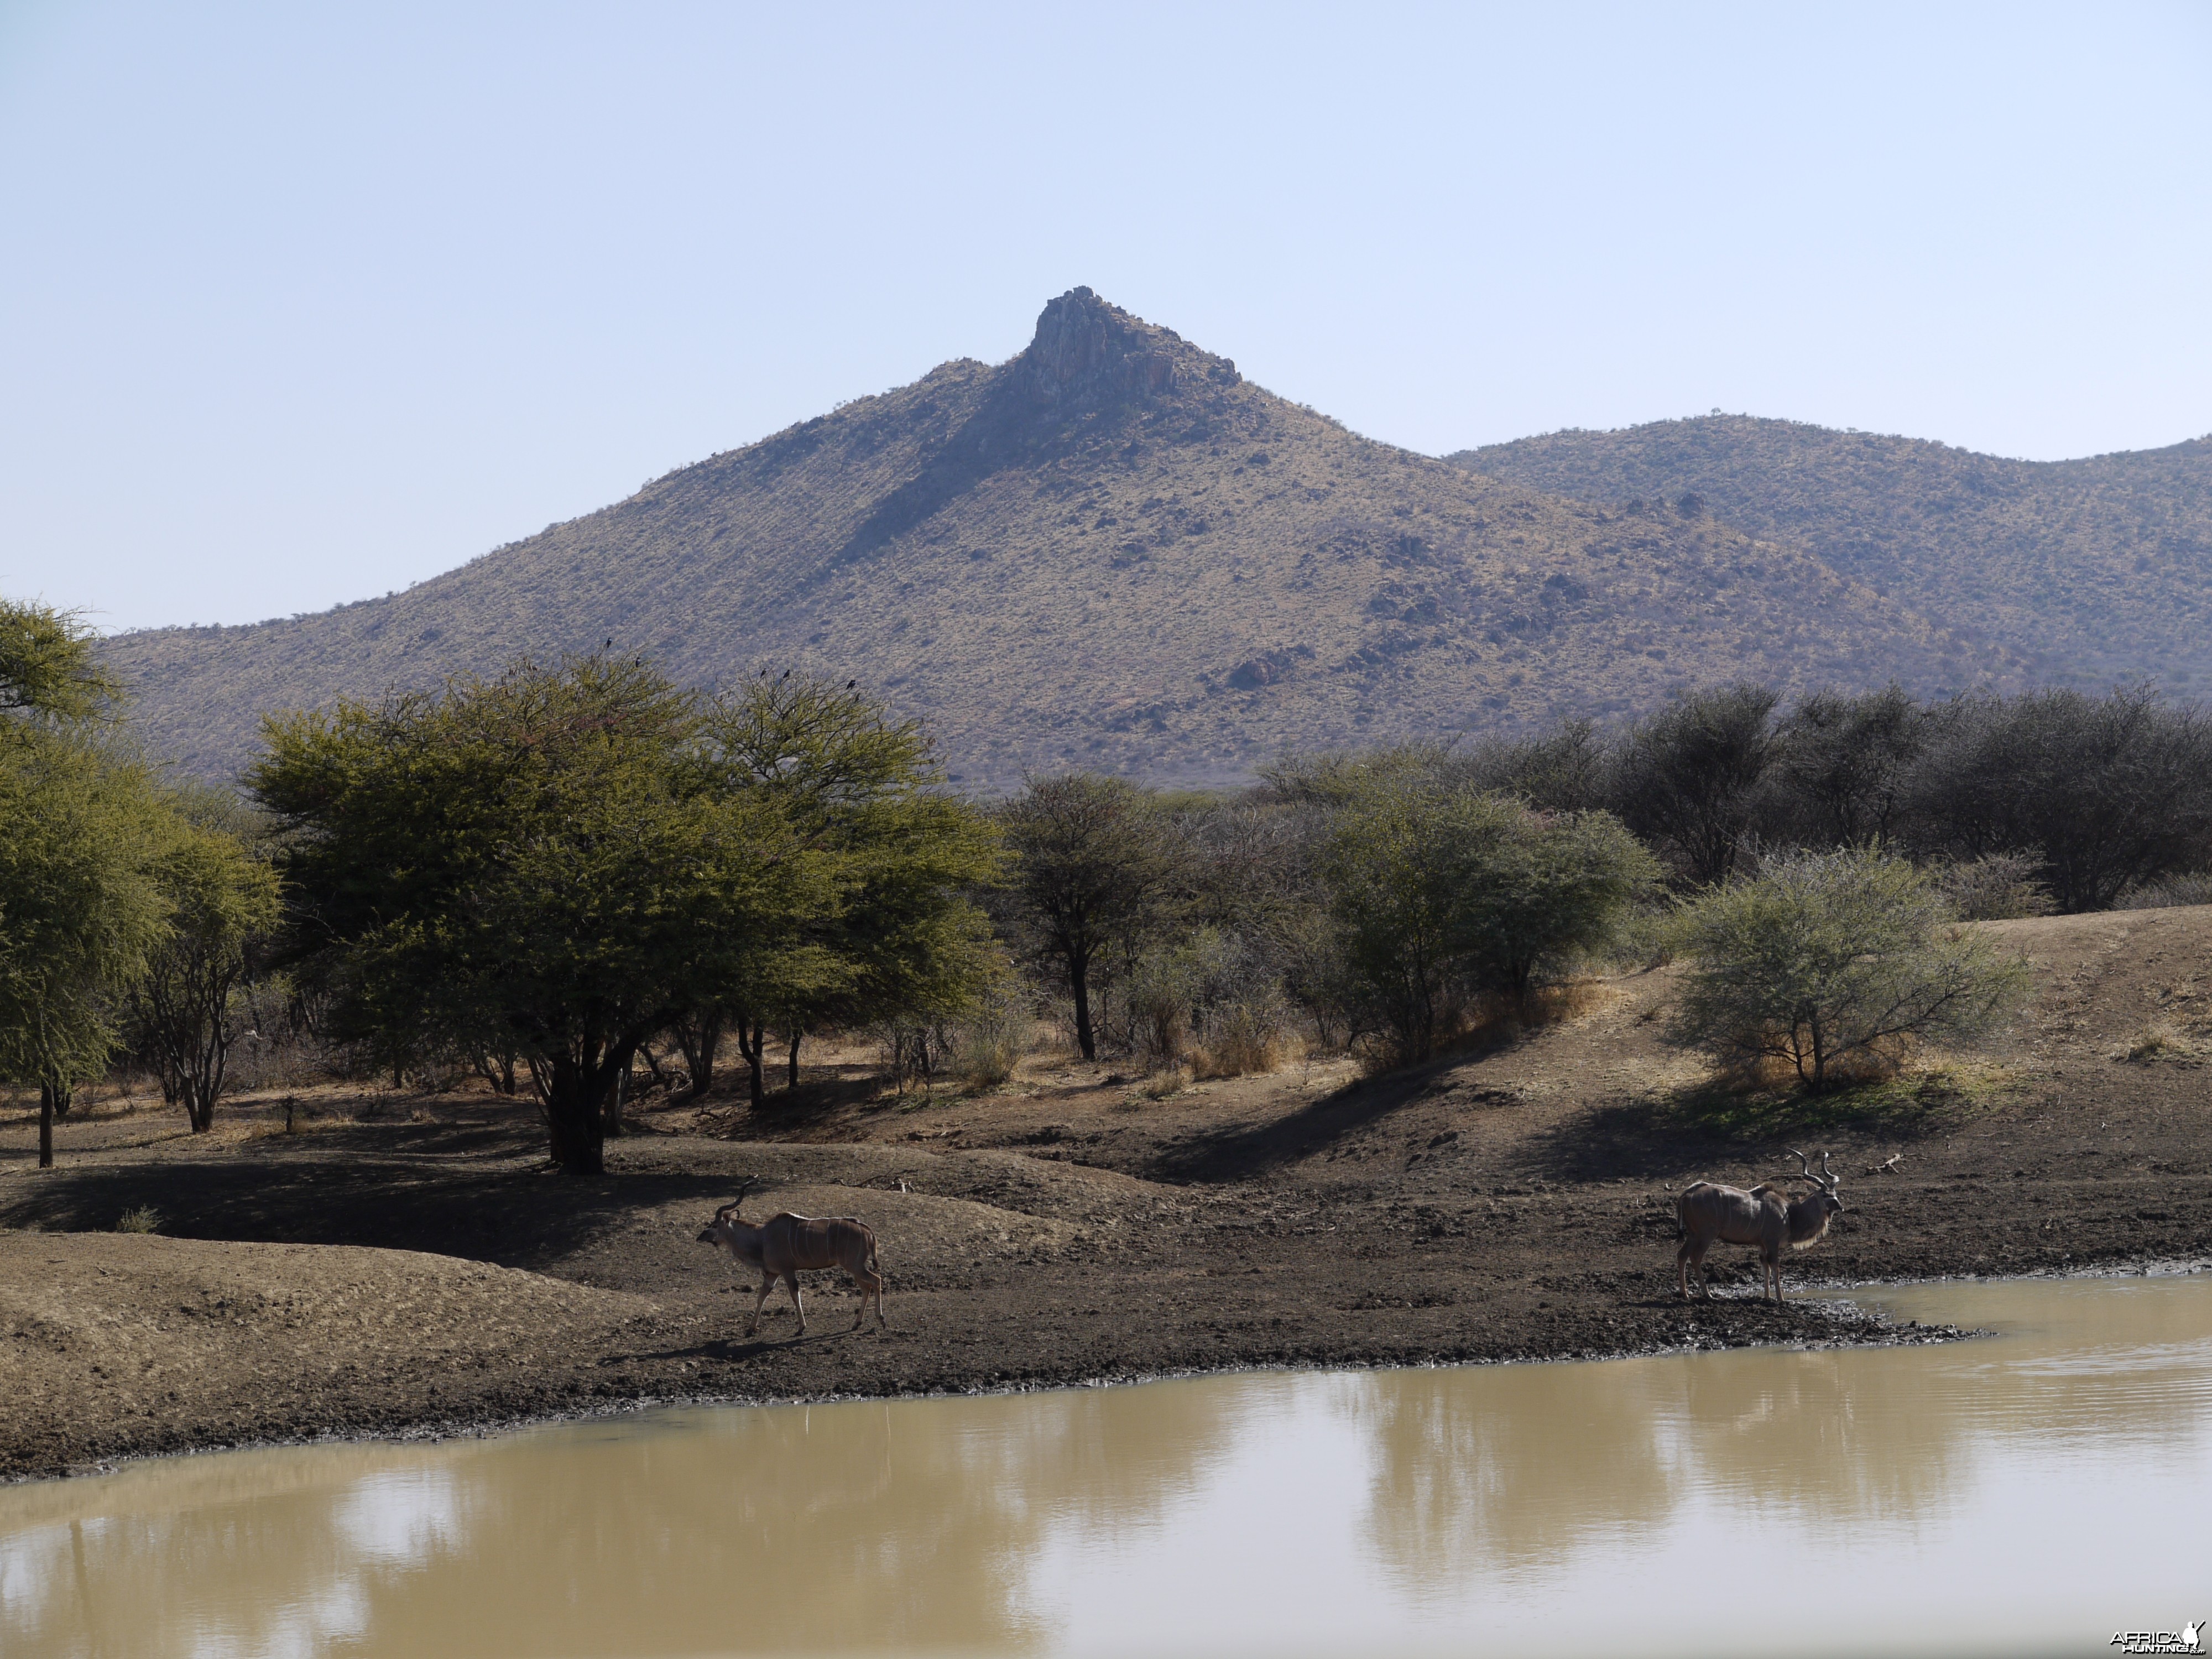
[2,1274,2207,1657]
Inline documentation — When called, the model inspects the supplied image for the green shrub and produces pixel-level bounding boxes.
[114,1206,163,1234]
[1667,847,2029,1092]
[1319,781,1657,1065]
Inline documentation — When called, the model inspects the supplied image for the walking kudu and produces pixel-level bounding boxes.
[697,1180,888,1335]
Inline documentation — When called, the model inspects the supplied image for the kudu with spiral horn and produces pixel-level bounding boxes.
[1674,1149,1845,1303]
[697,1179,889,1335]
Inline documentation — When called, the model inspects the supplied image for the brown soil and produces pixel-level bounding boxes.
[3,907,2208,1482]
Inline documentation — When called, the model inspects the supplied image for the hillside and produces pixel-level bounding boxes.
[106,293,2007,786]
[1452,417,2212,692]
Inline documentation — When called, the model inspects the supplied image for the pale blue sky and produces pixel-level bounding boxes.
[4,2,2209,634]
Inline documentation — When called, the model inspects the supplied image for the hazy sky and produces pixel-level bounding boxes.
[4,2,2209,634]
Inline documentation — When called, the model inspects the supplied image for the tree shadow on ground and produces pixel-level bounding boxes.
[1520,1063,2002,1185]
[0,1152,755,1276]
[1140,1063,1462,1185]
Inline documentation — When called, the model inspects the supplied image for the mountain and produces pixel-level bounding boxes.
[1451,417,2212,693]
[106,291,2007,788]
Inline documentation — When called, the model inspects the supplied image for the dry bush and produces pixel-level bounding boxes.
[1140,1064,1192,1098]
[952,990,1036,1091]
[2116,873,2212,911]
[114,1206,164,1234]
[1933,852,2055,920]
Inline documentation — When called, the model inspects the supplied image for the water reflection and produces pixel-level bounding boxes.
[2,1275,2208,1658]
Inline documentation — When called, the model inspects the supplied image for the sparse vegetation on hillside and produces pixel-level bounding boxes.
[101,291,2000,790]
[1455,414,2212,695]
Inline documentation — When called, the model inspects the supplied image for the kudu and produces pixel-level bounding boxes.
[696,1180,888,1335]
[1675,1149,1845,1303]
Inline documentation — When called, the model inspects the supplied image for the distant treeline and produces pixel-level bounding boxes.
[1288,681,2212,914]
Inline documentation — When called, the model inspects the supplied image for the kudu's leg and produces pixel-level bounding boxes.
[1678,1234,1710,1301]
[748,1277,773,1336]
[785,1270,806,1333]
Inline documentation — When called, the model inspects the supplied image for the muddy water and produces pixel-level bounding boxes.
[2,1275,2208,1658]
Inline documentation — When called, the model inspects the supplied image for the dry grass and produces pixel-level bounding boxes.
[1140,1065,1193,1099]
[2116,1022,2201,1065]
[113,1206,164,1235]
[1190,1028,1305,1081]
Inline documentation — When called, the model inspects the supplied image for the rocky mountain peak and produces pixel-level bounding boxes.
[1015,286,1240,414]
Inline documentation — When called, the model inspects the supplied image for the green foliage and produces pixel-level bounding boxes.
[252,656,1000,1151]
[1659,1058,2012,1140]
[0,599,119,722]
[1318,780,1656,1065]
[252,652,830,1171]
[1902,687,2212,913]
[999,773,1183,1061]
[1666,847,2030,1092]
[1609,683,1781,888]
[124,805,283,1131]
[0,719,171,1121]
[114,1206,164,1234]
[694,671,1004,1099]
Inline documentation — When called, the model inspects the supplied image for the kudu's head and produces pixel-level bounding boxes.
[697,1180,755,1245]
[1790,1148,1844,1218]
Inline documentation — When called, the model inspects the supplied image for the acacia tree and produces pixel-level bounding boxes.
[252,653,826,1174]
[999,774,1181,1061]
[0,601,171,1167]
[1319,780,1654,1063]
[686,672,1003,1104]
[1666,847,2028,1091]
[1608,683,1781,886]
[1768,684,1927,849]
[1900,687,2212,912]
[126,795,282,1132]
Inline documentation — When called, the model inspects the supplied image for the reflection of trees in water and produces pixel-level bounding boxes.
[1348,1284,2212,1587]
[0,1378,1247,1658]
[7,1282,2208,1656]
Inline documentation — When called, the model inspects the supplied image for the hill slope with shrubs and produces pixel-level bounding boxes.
[1452,416,2212,693]
[103,291,2002,787]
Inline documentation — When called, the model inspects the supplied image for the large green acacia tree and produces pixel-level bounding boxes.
[252,653,828,1174]
[0,600,174,1167]
[690,672,1004,1102]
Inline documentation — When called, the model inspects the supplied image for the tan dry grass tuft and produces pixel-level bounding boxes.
[1140,1065,1193,1099]
[1190,1028,1306,1082]
[2116,1022,2200,1065]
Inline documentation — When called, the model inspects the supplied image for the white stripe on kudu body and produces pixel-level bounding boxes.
[1675,1149,1845,1303]
[697,1180,888,1335]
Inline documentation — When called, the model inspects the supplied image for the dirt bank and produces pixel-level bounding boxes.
[2,906,2208,1482]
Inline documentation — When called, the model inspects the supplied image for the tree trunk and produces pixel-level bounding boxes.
[1070,957,1097,1061]
[601,1057,626,1138]
[545,1053,607,1176]
[45,1077,73,1121]
[37,1085,54,1170]
[786,1027,802,1090]
[736,1016,766,1107]
[675,1010,721,1102]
